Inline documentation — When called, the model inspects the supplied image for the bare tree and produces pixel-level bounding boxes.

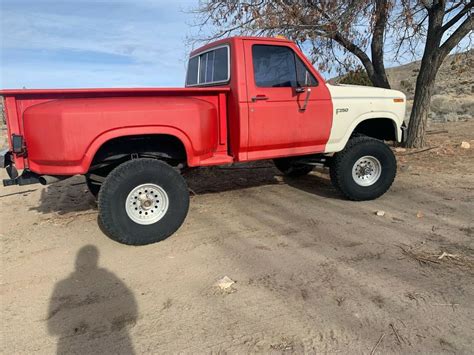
[400,0,473,147]
[191,0,473,147]
[191,0,393,88]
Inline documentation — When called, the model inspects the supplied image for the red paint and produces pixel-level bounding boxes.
[1,37,333,176]
[242,39,332,160]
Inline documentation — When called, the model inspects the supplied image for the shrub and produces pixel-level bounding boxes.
[338,69,373,86]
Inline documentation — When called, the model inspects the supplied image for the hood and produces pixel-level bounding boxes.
[327,84,406,100]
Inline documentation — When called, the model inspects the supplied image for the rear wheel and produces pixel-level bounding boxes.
[330,136,396,201]
[273,157,314,177]
[98,158,189,245]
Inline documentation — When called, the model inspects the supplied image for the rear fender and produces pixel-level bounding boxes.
[24,127,196,175]
[83,127,196,171]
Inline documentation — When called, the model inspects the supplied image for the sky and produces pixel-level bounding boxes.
[1,1,471,89]
[0,0,199,88]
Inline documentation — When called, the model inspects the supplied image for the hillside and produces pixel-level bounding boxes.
[330,50,473,122]
[386,49,473,122]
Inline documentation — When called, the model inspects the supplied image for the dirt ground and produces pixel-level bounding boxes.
[1,121,473,354]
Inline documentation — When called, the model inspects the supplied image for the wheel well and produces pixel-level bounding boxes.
[89,134,187,172]
[352,118,397,141]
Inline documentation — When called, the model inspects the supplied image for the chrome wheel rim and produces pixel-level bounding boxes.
[125,183,169,225]
[352,156,382,186]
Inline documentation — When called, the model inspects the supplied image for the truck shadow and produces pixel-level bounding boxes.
[283,172,345,200]
[33,162,342,215]
[32,176,97,215]
[186,163,342,200]
[185,163,281,194]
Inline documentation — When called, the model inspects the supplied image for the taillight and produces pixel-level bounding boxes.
[12,134,25,154]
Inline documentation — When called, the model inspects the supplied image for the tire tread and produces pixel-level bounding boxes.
[330,136,396,201]
[98,159,189,245]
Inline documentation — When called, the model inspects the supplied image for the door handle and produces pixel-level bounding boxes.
[251,95,269,102]
[295,87,305,93]
[300,88,312,111]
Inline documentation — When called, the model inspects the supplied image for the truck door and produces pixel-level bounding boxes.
[244,41,332,160]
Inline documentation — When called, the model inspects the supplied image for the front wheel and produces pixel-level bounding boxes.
[330,136,397,201]
[98,158,190,245]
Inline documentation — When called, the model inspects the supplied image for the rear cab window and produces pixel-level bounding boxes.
[252,44,318,88]
[186,45,230,87]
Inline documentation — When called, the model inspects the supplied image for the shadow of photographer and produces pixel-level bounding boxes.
[47,245,138,355]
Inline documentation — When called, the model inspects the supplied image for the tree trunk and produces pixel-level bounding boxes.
[370,63,391,89]
[371,0,391,89]
[405,2,446,148]
[333,32,390,89]
[405,62,439,147]
[365,62,390,88]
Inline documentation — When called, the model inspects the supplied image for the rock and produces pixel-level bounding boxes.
[416,211,424,218]
[394,147,406,153]
[215,276,235,290]
[375,210,386,217]
[400,165,412,172]
[460,141,471,149]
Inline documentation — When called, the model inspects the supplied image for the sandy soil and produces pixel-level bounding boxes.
[1,121,473,354]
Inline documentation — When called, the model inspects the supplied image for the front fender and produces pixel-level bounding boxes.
[325,111,402,153]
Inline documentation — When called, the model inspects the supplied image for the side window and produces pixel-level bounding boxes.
[199,52,210,84]
[252,45,297,87]
[211,47,228,82]
[296,56,318,87]
[186,46,229,86]
[186,56,199,86]
[252,44,318,88]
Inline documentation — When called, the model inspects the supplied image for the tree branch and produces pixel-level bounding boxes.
[330,31,377,82]
[441,2,474,32]
[420,0,435,10]
[439,13,474,60]
[445,1,464,14]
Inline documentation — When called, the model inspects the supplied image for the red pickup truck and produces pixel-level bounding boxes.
[1,36,406,245]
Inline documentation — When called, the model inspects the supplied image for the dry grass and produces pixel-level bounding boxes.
[399,245,474,272]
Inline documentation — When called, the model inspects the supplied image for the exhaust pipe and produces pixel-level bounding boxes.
[38,175,69,185]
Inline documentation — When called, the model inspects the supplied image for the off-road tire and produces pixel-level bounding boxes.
[98,158,189,245]
[273,158,314,177]
[330,136,396,201]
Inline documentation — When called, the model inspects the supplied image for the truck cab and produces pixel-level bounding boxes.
[185,36,404,161]
[1,36,406,245]
[185,37,334,162]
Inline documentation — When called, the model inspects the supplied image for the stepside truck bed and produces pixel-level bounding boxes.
[1,87,232,178]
